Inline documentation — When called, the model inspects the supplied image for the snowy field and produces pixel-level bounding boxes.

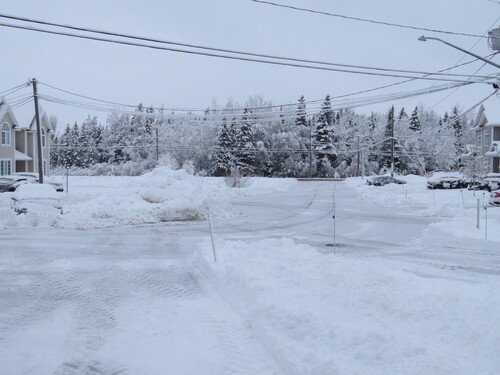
[1,169,499,374]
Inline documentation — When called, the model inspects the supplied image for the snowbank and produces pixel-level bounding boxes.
[345,175,500,243]
[0,167,238,229]
[201,238,500,375]
[0,169,302,229]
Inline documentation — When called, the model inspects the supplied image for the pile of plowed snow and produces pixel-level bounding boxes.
[0,167,236,229]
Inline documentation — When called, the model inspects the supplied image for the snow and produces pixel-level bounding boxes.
[344,175,500,242]
[200,237,500,375]
[12,182,60,199]
[0,168,302,229]
[2,169,500,374]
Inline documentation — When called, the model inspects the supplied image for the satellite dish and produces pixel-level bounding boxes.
[489,27,500,51]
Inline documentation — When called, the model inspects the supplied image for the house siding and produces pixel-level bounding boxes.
[0,113,15,174]
[0,102,53,176]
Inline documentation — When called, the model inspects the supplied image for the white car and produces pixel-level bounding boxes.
[11,183,63,215]
[489,190,500,207]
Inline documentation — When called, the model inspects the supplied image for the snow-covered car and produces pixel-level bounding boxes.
[484,174,500,192]
[489,190,500,207]
[466,174,500,191]
[366,176,407,186]
[467,178,489,191]
[10,183,63,215]
[0,176,28,193]
[12,172,64,192]
[426,174,466,189]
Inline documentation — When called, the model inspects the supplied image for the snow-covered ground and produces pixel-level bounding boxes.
[1,169,499,374]
[0,167,298,229]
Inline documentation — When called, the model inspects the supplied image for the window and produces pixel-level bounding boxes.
[41,128,46,148]
[1,123,10,146]
[476,131,482,147]
[0,159,12,175]
[484,129,491,146]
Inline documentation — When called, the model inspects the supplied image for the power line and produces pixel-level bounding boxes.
[36,54,492,116]
[0,12,493,81]
[251,0,488,38]
[429,14,500,108]
[0,82,29,96]
[38,80,471,115]
[37,80,475,122]
[0,21,494,84]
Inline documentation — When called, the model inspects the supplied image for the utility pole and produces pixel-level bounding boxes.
[155,128,159,162]
[356,136,360,177]
[309,118,313,178]
[390,106,395,178]
[31,78,44,184]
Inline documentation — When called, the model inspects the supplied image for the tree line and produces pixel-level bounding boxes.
[50,95,470,177]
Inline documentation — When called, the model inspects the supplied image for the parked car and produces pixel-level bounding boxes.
[366,176,407,186]
[467,178,489,191]
[466,174,500,191]
[484,174,500,192]
[0,176,28,193]
[12,172,64,192]
[489,190,500,207]
[426,173,467,189]
[10,183,63,215]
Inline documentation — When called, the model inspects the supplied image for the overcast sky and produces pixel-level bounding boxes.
[1,0,499,128]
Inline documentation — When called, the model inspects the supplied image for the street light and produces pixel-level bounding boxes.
[418,35,500,70]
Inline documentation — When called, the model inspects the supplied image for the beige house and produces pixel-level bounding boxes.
[0,98,54,176]
[470,102,500,174]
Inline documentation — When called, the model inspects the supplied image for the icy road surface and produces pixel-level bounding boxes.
[1,180,499,374]
[0,226,281,375]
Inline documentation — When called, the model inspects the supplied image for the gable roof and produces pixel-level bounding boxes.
[482,101,500,127]
[0,98,53,132]
[472,99,500,130]
[0,98,20,128]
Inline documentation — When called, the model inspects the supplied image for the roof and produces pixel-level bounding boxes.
[15,149,32,161]
[0,99,53,132]
[471,99,500,130]
[480,98,500,127]
[0,98,20,128]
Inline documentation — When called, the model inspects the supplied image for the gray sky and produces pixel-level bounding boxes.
[1,0,499,128]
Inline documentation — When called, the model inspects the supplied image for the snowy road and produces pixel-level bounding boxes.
[0,226,281,375]
[1,180,499,374]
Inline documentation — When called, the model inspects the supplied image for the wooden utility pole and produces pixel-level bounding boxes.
[309,119,313,178]
[155,128,159,161]
[356,136,360,177]
[390,106,395,178]
[31,78,44,184]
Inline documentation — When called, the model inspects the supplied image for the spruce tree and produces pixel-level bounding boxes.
[234,108,256,175]
[409,106,421,132]
[210,118,235,176]
[315,95,335,176]
[295,95,307,127]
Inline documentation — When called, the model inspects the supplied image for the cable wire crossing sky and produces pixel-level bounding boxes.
[0,0,499,126]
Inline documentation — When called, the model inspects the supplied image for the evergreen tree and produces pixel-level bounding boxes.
[451,106,464,157]
[234,108,256,175]
[210,118,236,176]
[378,106,400,173]
[295,95,307,127]
[409,106,421,132]
[315,95,335,176]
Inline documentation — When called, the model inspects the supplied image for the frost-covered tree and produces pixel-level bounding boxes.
[233,108,256,175]
[409,106,421,132]
[210,118,236,176]
[315,95,336,176]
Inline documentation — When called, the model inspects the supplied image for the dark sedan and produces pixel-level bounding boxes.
[366,176,407,186]
[0,176,28,193]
